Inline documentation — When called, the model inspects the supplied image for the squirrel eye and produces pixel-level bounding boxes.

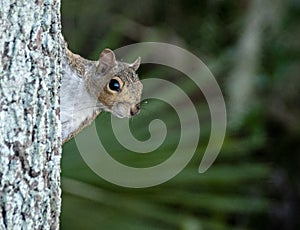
[108,78,121,92]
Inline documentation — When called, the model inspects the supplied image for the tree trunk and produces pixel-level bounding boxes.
[0,0,62,229]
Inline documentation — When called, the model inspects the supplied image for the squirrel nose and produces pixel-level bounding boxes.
[130,103,140,116]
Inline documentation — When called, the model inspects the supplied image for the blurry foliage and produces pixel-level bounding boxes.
[61,0,300,229]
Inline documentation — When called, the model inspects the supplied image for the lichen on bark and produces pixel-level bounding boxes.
[0,0,62,229]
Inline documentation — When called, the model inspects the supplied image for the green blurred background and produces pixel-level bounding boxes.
[60,1,300,229]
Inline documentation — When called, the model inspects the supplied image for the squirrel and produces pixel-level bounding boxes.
[60,45,143,144]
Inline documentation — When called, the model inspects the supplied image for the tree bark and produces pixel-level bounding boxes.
[0,0,62,229]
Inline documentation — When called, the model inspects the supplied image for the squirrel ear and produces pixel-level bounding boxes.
[129,57,141,71]
[99,49,117,67]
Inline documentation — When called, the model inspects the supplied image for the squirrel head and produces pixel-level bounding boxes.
[90,49,143,118]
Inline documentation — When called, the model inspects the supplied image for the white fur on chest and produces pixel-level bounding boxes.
[60,60,99,141]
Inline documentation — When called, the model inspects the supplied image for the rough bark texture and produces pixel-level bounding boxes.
[0,0,62,229]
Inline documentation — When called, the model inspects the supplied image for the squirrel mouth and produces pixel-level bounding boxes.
[130,103,140,116]
[111,103,131,118]
[111,102,141,118]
